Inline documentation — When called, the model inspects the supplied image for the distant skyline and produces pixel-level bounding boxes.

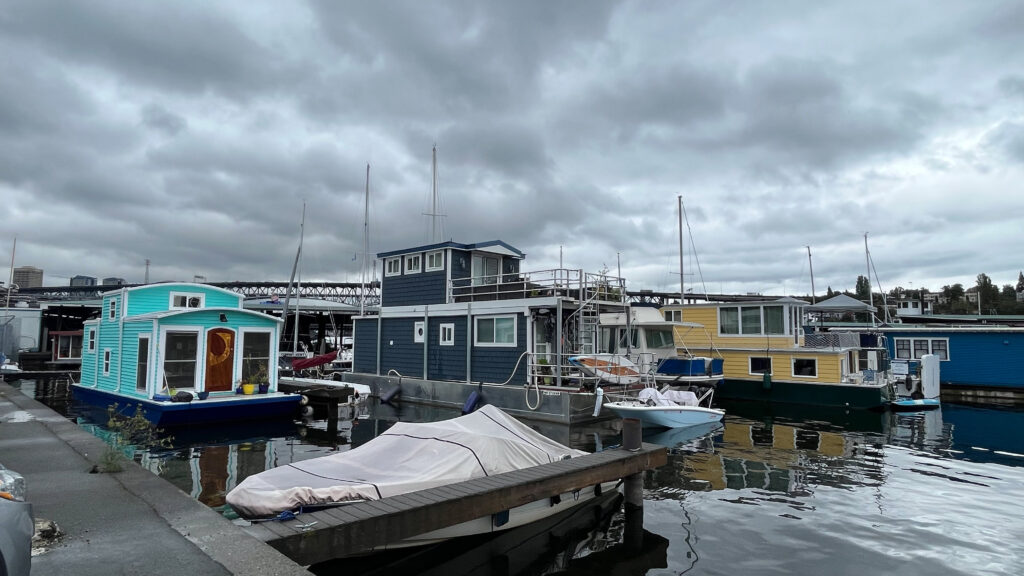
[3,2,1024,297]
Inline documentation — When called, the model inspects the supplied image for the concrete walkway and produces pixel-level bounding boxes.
[0,382,312,576]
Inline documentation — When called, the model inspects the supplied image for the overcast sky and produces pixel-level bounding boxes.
[2,1,1023,297]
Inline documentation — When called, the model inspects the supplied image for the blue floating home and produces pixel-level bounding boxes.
[876,324,1024,401]
[347,240,633,423]
[74,283,301,426]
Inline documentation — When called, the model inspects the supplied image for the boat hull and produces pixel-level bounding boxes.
[714,377,892,409]
[71,384,301,426]
[602,401,724,429]
[890,398,941,411]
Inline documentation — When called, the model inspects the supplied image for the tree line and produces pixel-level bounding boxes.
[816,271,1024,315]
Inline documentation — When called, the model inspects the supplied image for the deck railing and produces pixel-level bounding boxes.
[448,268,626,304]
[803,332,862,349]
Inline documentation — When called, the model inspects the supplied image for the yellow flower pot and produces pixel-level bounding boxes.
[241,383,255,395]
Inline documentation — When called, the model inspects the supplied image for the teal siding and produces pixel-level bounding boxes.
[160,310,277,329]
[125,284,242,316]
[118,322,152,398]
[97,296,122,392]
[80,322,99,386]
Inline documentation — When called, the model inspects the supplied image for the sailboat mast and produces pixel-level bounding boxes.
[4,236,14,313]
[678,195,684,310]
[864,232,874,310]
[361,164,370,317]
[806,246,816,304]
[292,203,305,355]
[431,145,439,243]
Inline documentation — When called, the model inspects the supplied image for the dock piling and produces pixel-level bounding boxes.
[622,417,644,553]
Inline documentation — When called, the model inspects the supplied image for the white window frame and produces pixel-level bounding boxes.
[88,328,96,352]
[108,299,117,320]
[426,250,444,272]
[238,328,274,385]
[664,310,681,322]
[170,292,205,310]
[385,257,402,277]
[103,349,112,375]
[474,315,517,347]
[137,334,151,392]
[413,321,425,343]
[440,323,455,346]
[405,253,422,274]
[159,326,202,390]
[894,337,949,361]
[748,356,772,376]
[791,357,817,378]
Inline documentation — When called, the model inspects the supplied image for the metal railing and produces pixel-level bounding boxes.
[448,268,626,304]
[803,332,862,349]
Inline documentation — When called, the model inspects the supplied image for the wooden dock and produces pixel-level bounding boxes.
[242,442,666,565]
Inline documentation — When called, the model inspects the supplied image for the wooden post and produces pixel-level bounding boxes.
[622,417,644,553]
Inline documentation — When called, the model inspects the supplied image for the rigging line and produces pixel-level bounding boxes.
[680,200,710,299]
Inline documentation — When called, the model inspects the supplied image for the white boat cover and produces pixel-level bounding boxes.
[639,388,698,406]
[226,404,585,519]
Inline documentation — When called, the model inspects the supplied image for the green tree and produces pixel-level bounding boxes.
[855,275,871,300]
[976,274,1000,314]
[1017,271,1024,293]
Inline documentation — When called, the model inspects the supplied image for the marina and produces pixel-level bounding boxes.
[5,375,1023,575]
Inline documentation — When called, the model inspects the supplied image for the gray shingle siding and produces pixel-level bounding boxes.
[426,317,467,381]
[353,318,378,373]
[382,271,447,307]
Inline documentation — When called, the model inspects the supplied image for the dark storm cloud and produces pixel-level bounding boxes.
[141,104,188,137]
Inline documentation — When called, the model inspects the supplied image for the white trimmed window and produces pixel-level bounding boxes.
[88,328,96,352]
[475,315,516,347]
[440,323,455,346]
[414,321,425,343]
[749,356,772,375]
[792,358,817,378]
[405,254,422,274]
[894,337,949,361]
[385,257,402,277]
[664,310,681,322]
[108,299,117,320]
[137,335,150,391]
[426,250,444,272]
[170,292,204,309]
[103,349,111,375]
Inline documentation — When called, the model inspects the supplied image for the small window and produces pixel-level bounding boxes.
[792,358,817,378]
[103,349,111,375]
[88,328,96,352]
[426,251,444,272]
[720,307,739,334]
[741,307,762,335]
[170,292,204,309]
[913,339,930,359]
[405,254,422,274]
[108,299,117,320]
[440,323,455,346]
[664,310,681,322]
[475,316,517,347]
[414,321,425,343]
[137,336,150,391]
[749,357,772,375]
[895,339,911,360]
[930,339,948,361]
[385,257,402,277]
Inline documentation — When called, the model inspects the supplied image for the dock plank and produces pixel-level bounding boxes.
[242,444,665,565]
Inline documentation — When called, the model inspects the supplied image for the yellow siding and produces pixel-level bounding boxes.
[680,346,846,383]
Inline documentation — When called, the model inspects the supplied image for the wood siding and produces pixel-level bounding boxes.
[381,269,448,307]
[885,330,1024,389]
[125,284,241,316]
[427,317,467,381]
[352,319,378,374]
[379,318,425,376]
[470,313,528,384]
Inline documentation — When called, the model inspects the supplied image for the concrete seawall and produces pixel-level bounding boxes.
[0,382,312,576]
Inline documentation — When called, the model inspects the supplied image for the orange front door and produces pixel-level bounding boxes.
[205,328,235,392]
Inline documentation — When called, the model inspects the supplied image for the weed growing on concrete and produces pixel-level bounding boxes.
[105,404,174,450]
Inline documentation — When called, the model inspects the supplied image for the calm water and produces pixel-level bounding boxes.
[12,378,1024,575]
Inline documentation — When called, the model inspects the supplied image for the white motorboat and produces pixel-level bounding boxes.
[226,404,617,552]
[602,387,724,429]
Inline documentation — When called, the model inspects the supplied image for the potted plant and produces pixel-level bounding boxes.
[252,365,270,394]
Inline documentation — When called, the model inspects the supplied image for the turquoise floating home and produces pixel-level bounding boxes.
[74,283,301,425]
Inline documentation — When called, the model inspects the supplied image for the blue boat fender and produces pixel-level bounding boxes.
[381,386,401,405]
[462,389,483,414]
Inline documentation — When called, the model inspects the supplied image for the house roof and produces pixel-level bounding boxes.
[806,293,877,313]
[378,240,525,259]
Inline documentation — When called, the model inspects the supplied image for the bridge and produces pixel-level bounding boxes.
[13,282,774,307]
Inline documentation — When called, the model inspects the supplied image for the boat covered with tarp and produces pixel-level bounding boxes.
[226,404,590,520]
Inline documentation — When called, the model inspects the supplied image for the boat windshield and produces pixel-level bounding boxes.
[647,328,675,349]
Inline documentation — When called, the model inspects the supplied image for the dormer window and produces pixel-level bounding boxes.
[170,292,204,309]
[405,254,422,274]
[426,251,444,272]
[385,257,402,277]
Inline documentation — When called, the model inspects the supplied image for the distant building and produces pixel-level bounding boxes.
[101,277,126,286]
[70,275,97,287]
[13,266,43,288]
